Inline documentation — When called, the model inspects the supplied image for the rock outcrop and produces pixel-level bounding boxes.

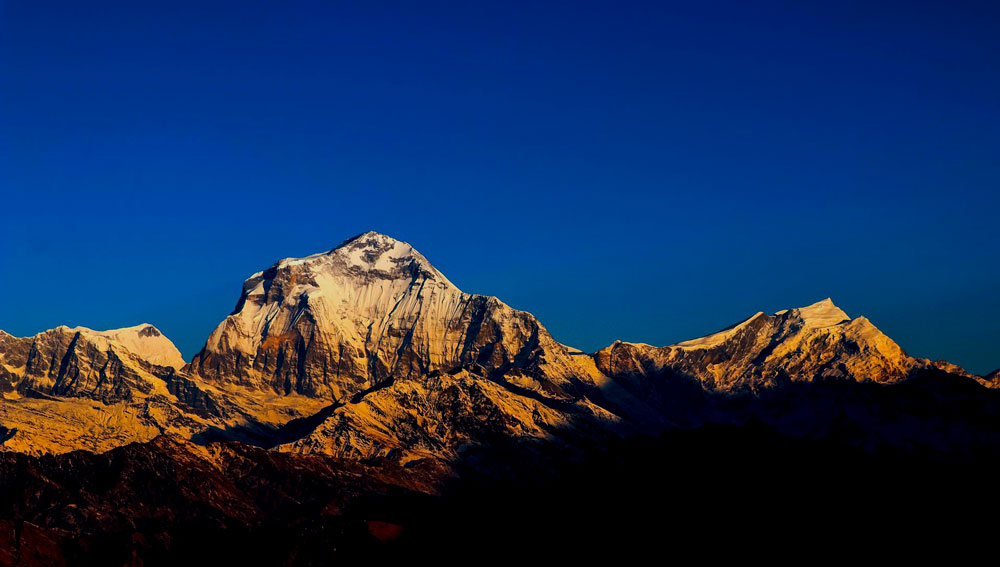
[0,324,329,455]
[983,367,1000,388]
[0,324,182,401]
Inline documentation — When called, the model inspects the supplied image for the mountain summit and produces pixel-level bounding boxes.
[596,297,962,391]
[332,231,458,287]
[774,297,850,328]
[0,323,184,399]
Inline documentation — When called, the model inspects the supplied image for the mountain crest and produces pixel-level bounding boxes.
[190,231,600,403]
[0,322,184,408]
[783,297,850,328]
[57,324,185,369]
[248,231,457,293]
[596,297,926,391]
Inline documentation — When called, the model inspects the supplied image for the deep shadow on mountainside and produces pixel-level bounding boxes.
[2,369,999,565]
[0,437,443,566]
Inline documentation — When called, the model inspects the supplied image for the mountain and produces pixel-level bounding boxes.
[1,230,998,560]
[589,298,1000,455]
[0,232,995,464]
[188,231,627,461]
[0,323,331,455]
[0,323,183,399]
[595,298,975,391]
[0,324,223,454]
[179,234,998,463]
[190,231,603,399]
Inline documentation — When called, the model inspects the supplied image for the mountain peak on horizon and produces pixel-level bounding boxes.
[334,230,401,249]
[330,230,444,278]
[246,230,457,292]
[774,297,850,328]
[788,297,850,327]
[0,322,186,369]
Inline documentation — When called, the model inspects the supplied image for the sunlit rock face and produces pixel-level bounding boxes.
[275,367,621,462]
[595,298,972,392]
[0,325,213,455]
[984,368,1000,388]
[0,324,183,401]
[189,232,604,402]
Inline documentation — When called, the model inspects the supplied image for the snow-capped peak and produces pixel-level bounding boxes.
[205,231,469,362]
[672,312,767,350]
[671,299,850,351]
[333,231,441,275]
[251,231,457,290]
[781,298,850,329]
[335,230,397,249]
[57,323,186,369]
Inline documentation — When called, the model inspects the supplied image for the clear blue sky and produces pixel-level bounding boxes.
[1,1,998,374]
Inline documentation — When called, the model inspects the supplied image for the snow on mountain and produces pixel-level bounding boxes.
[62,324,186,369]
[597,298,931,391]
[0,322,333,455]
[0,324,185,398]
[774,297,851,329]
[0,324,212,455]
[671,312,768,350]
[190,231,605,402]
[1,233,994,463]
[183,231,634,460]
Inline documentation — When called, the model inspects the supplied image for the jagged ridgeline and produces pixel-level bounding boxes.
[1,231,998,463]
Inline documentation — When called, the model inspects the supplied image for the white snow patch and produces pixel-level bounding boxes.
[59,324,186,369]
[672,312,767,350]
[781,298,850,329]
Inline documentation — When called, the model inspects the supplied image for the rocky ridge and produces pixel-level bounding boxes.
[983,367,1000,387]
[595,298,977,391]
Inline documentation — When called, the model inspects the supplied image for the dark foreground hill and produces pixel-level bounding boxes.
[0,419,996,566]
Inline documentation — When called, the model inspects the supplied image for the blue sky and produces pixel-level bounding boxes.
[1,1,998,374]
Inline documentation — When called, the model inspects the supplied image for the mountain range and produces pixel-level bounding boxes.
[1,231,997,563]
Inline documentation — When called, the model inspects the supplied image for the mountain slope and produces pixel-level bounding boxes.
[0,435,442,565]
[0,324,182,401]
[1,423,995,565]
[983,367,1000,388]
[0,324,228,454]
[274,366,621,462]
[0,324,332,455]
[595,298,974,392]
